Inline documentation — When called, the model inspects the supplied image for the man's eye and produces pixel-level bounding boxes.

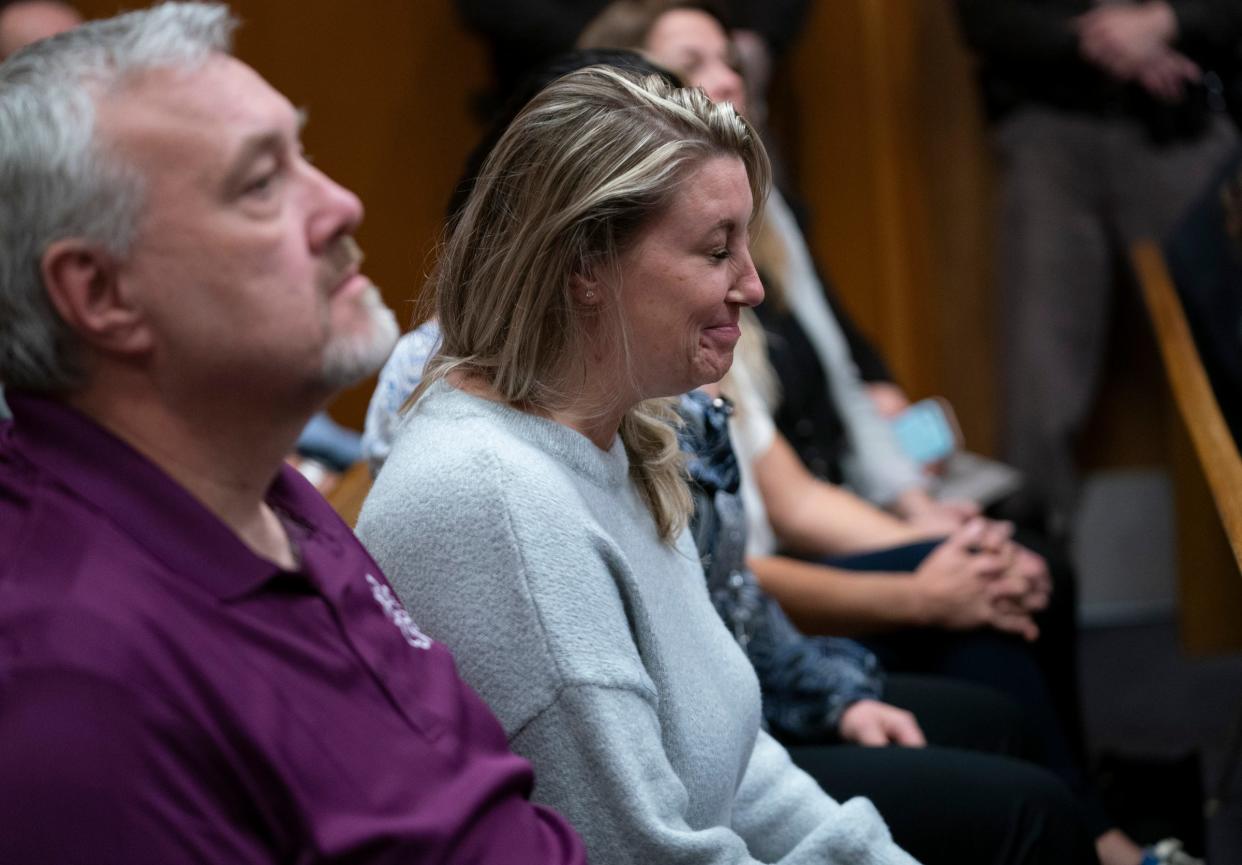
[711,248,731,262]
[244,171,279,198]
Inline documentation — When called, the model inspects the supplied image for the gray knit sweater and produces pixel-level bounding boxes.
[356,382,917,865]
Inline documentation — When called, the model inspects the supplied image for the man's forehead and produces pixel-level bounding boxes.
[97,54,299,152]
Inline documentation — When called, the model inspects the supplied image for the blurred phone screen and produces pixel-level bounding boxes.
[892,398,958,465]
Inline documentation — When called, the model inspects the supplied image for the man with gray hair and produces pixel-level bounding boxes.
[0,4,585,863]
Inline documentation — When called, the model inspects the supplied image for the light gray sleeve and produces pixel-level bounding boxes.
[513,685,920,865]
[733,729,919,865]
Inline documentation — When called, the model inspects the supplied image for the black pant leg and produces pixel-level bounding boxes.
[1012,524,1091,768]
[788,744,1099,865]
[861,628,1114,838]
[881,673,1037,760]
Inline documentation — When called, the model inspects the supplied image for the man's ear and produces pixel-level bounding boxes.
[41,239,153,356]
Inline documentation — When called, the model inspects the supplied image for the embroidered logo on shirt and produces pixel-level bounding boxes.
[365,573,432,650]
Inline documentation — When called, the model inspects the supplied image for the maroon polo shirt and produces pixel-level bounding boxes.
[0,392,586,865]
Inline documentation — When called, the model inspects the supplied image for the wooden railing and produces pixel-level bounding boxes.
[1133,240,1242,573]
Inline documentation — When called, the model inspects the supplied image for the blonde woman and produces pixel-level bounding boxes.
[578,5,1190,865]
[357,68,916,865]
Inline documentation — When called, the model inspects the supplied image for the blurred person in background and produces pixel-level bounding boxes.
[955,0,1242,537]
[454,0,810,125]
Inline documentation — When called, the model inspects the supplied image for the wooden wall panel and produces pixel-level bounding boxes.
[910,2,999,456]
[782,2,913,385]
[782,0,998,453]
[74,0,487,429]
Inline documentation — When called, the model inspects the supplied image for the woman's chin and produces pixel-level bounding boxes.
[689,352,734,391]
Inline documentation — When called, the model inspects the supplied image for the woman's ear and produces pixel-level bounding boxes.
[569,269,603,306]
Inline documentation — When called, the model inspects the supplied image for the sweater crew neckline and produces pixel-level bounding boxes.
[417,381,631,490]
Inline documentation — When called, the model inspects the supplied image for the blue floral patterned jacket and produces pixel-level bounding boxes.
[677,389,883,741]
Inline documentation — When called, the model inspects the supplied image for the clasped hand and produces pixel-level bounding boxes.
[1076,1,1201,103]
[914,518,1050,641]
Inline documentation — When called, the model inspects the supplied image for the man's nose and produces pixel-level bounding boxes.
[308,165,364,252]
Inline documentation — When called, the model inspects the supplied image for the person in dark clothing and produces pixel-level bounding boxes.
[958,0,1242,130]
[956,0,1241,534]
[455,0,811,118]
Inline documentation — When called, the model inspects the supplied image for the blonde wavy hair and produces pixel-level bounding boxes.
[413,65,770,542]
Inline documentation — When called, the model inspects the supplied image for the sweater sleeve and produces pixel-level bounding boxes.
[512,683,918,865]
[733,729,918,865]
[357,439,617,734]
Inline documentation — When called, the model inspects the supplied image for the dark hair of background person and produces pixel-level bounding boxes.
[443,47,682,225]
[454,0,746,119]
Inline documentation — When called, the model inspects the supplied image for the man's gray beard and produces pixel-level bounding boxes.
[320,284,400,391]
